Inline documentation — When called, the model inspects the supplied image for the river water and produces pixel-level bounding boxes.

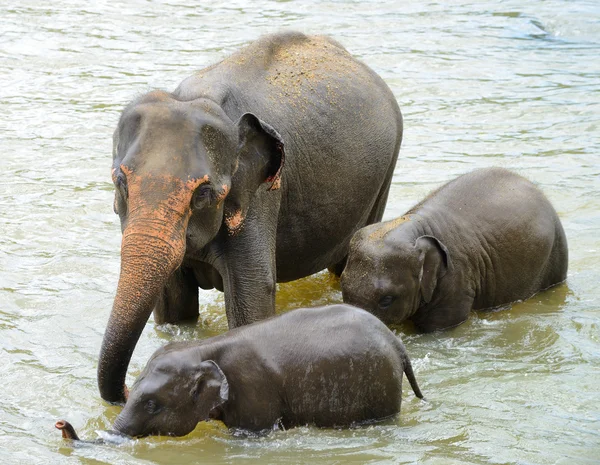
[1,1,598,464]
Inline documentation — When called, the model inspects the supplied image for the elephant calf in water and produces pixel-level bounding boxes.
[59,305,423,439]
[341,167,568,332]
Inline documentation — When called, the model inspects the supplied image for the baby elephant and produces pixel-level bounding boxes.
[111,304,423,436]
[341,167,568,332]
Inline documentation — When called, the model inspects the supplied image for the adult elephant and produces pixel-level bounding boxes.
[99,31,403,403]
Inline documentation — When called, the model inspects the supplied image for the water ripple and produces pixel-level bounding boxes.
[0,0,599,464]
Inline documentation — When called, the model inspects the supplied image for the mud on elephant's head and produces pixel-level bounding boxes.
[99,90,284,404]
[341,224,450,325]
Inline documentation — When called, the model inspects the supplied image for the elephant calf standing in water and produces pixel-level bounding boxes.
[60,305,423,438]
[100,31,402,403]
[341,167,568,332]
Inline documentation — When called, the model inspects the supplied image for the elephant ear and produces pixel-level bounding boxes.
[224,113,285,235]
[415,235,451,303]
[192,360,229,421]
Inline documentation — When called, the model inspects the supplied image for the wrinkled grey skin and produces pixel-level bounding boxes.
[112,305,423,436]
[341,167,568,332]
[100,31,402,403]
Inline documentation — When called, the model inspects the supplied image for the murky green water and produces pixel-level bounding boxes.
[1,1,599,464]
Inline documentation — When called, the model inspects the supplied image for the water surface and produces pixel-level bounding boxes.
[1,1,599,464]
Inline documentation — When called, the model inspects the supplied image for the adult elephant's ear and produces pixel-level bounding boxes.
[238,113,285,191]
[224,113,285,235]
[415,236,451,303]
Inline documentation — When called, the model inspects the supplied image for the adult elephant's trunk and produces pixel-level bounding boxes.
[98,171,204,403]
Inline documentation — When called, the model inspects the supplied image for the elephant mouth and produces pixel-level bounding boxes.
[112,417,140,438]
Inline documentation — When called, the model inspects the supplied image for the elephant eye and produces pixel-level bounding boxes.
[145,399,160,414]
[379,295,395,309]
[113,172,128,215]
[115,172,128,200]
[192,185,214,210]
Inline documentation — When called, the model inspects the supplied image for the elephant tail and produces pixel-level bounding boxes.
[396,338,424,399]
[403,356,424,399]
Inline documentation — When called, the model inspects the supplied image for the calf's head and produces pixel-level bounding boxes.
[113,345,229,438]
[341,228,450,325]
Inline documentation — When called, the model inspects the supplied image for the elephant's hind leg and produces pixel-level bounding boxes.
[153,267,199,324]
[366,163,394,226]
[327,256,347,277]
[328,160,396,278]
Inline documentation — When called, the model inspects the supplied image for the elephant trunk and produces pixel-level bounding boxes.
[98,172,200,403]
[55,419,130,444]
[56,420,80,441]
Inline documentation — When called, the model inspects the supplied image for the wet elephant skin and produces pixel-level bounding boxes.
[341,167,568,332]
[99,31,403,403]
[110,305,423,436]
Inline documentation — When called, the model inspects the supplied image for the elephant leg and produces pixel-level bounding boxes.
[153,267,199,324]
[216,202,279,328]
[366,169,394,226]
[328,256,347,277]
[329,163,396,278]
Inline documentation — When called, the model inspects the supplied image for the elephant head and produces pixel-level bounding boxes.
[99,91,284,403]
[112,345,229,438]
[341,233,450,325]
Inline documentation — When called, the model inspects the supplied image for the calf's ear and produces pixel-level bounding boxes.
[415,235,451,303]
[191,360,229,420]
